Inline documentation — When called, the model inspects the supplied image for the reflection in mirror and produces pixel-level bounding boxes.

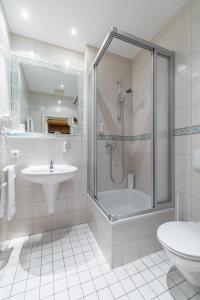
[11,56,82,136]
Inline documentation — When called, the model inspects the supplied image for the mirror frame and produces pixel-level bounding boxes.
[11,55,83,137]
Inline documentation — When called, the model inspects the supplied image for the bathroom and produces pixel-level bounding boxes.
[0,0,200,299]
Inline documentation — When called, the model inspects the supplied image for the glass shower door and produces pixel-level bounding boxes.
[95,39,154,219]
[87,67,96,197]
[87,28,174,221]
[154,52,173,207]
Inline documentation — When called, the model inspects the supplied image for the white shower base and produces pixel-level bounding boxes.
[98,188,152,218]
[87,189,174,268]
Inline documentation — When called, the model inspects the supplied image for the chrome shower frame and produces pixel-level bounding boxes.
[88,27,174,221]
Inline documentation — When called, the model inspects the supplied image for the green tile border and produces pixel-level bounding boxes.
[97,133,151,141]
[174,126,200,136]
[97,126,200,142]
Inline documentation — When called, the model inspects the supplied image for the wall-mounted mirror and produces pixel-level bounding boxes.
[11,56,83,136]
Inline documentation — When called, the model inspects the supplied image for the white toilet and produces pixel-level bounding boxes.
[157,221,200,288]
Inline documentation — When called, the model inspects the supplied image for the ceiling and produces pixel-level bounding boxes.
[21,63,78,98]
[2,0,188,57]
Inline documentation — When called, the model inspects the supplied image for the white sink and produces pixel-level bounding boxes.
[21,164,78,214]
[22,165,78,184]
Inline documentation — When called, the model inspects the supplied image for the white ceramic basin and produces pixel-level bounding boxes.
[21,164,78,214]
[22,164,78,185]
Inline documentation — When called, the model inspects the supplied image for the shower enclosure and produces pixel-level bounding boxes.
[88,27,174,223]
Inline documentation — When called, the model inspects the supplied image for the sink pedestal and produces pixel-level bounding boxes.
[42,184,59,214]
[21,164,78,215]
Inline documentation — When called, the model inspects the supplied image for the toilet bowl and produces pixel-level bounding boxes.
[157,221,200,288]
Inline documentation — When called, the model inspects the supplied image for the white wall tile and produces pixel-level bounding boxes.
[4,135,86,238]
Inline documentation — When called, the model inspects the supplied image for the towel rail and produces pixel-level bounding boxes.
[0,165,16,190]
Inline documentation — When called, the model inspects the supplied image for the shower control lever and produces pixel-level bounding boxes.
[105,142,116,152]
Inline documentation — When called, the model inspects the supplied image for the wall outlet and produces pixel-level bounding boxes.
[10,149,20,158]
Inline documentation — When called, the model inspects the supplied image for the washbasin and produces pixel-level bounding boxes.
[21,164,78,214]
[22,164,78,184]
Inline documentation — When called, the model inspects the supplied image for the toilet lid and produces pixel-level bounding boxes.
[157,222,200,259]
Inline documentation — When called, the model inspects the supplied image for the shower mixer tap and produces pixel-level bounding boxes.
[105,142,116,153]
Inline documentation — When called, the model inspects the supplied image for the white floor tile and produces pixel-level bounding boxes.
[139,284,156,300]
[124,263,138,276]
[109,282,125,298]
[81,280,95,296]
[98,287,114,299]
[118,295,129,300]
[191,295,200,300]
[140,269,155,283]
[90,266,102,279]
[24,288,39,299]
[150,253,163,265]
[40,272,54,285]
[39,282,54,299]
[158,274,175,290]
[14,271,28,283]
[67,274,80,288]
[168,270,185,285]
[68,284,83,300]
[131,273,146,288]
[93,275,107,290]
[26,277,40,290]
[134,260,147,272]
[78,270,91,283]
[169,286,188,300]
[0,285,12,300]
[159,261,171,274]
[10,293,25,300]
[121,277,136,293]
[148,279,166,295]
[149,265,164,278]
[10,280,27,296]
[142,256,155,268]
[114,267,128,280]
[54,278,67,294]
[0,224,199,300]
[159,292,174,300]
[84,292,99,300]
[128,289,144,300]
[54,289,69,300]
[0,273,15,287]
[105,271,118,285]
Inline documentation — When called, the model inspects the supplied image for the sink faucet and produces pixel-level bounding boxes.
[49,160,54,172]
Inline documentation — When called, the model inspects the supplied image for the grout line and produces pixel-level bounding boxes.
[0,224,199,300]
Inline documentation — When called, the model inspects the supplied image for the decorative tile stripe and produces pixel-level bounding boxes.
[174,126,200,136]
[97,133,151,141]
[97,126,200,141]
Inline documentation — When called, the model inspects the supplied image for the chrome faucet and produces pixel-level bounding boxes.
[49,160,54,172]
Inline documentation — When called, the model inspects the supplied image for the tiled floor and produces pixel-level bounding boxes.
[0,224,199,300]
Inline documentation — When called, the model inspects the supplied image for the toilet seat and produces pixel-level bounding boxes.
[157,221,200,261]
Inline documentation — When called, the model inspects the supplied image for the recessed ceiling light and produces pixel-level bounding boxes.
[21,10,29,20]
[60,84,64,89]
[57,100,62,105]
[65,60,70,68]
[56,107,61,112]
[70,28,77,36]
